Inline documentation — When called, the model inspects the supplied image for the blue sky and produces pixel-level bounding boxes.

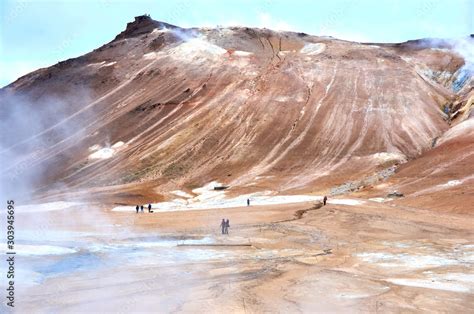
[0,0,472,87]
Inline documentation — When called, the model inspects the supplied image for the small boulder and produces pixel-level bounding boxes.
[387,191,404,198]
[213,186,229,191]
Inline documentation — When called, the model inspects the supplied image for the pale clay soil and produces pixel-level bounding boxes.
[7,197,473,313]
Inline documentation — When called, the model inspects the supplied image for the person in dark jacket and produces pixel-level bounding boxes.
[247,198,250,206]
[148,204,152,213]
[220,219,226,234]
[140,205,144,212]
[225,219,230,234]
[323,196,328,206]
[136,205,139,213]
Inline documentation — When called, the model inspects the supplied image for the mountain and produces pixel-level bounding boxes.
[1,15,473,211]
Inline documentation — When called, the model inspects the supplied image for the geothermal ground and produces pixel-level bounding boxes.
[7,193,474,312]
[1,15,473,312]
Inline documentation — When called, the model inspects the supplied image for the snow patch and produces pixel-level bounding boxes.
[371,152,406,163]
[233,50,253,57]
[167,37,227,60]
[143,52,158,59]
[369,197,388,203]
[438,180,462,187]
[171,190,194,198]
[430,47,451,53]
[112,181,321,212]
[88,144,100,151]
[88,142,125,159]
[300,43,326,55]
[87,61,105,67]
[381,241,411,248]
[151,28,170,35]
[112,141,125,148]
[191,181,227,202]
[329,199,365,206]
[99,61,116,68]
[255,175,274,180]
[89,147,115,159]
[275,96,291,102]
[386,277,471,293]
[87,61,116,68]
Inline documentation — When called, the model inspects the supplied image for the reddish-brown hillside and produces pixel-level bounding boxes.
[1,15,472,205]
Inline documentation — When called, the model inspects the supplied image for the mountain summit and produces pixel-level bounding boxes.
[115,14,178,40]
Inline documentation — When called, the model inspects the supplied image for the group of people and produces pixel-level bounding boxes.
[220,218,230,234]
[134,196,327,233]
[219,196,327,235]
[135,204,153,213]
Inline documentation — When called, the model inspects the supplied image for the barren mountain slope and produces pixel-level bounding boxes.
[1,16,471,203]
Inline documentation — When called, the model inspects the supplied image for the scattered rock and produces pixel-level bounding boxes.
[213,186,229,191]
[331,166,397,196]
[387,191,404,198]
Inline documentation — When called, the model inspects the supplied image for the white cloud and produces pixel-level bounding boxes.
[257,13,294,31]
[220,20,247,27]
[189,13,294,32]
[319,30,371,43]
[195,19,247,28]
